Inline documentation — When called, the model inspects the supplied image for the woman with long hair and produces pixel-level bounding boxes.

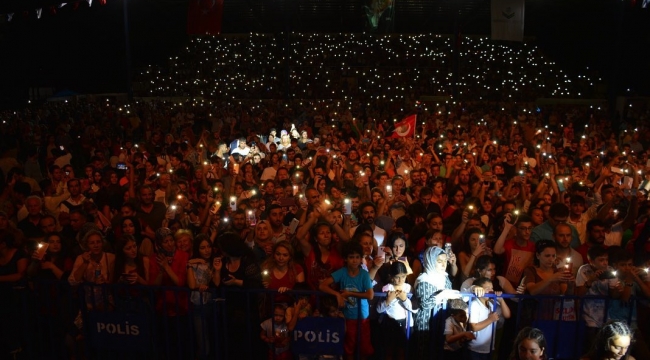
[113,235,149,285]
[458,228,490,280]
[29,232,73,280]
[261,241,305,304]
[298,221,344,291]
[509,327,549,360]
[522,239,575,321]
[442,186,465,219]
[121,216,154,256]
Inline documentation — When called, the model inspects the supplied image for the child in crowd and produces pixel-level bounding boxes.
[443,299,475,358]
[607,249,650,359]
[468,277,511,360]
[575,245,614,353]
[320,241,374,360]
[377,261,416,360]
[260,303,297,360]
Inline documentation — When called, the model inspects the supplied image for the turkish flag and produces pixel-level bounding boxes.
[187,0,223,36]
[389,114,417,138]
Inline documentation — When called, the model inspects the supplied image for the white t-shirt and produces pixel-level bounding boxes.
[604,223,623,247]
[575,264,613,328]
[468,298,501,354]
[376,283,415,326]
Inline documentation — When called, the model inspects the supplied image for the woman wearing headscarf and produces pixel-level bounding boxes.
[413,246,461,358]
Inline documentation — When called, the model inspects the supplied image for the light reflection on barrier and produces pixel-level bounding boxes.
[10,281,636,360]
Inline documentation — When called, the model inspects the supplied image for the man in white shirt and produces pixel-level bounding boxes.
[231,137,251,157]
[350,202,387,249]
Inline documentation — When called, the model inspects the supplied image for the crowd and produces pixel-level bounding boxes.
[0,35,649,360]
[134,34,603,100]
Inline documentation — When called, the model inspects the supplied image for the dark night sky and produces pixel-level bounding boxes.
[0,0,649,105]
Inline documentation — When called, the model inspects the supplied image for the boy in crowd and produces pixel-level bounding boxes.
[575,245,614,352]
[320,241,374,360]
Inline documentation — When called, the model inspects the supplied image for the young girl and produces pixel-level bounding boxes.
[377,261,416,360]
[509,327,548,360]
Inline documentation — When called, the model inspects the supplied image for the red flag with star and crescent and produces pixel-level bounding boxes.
[389,114,417,138]
[187,0,223,36]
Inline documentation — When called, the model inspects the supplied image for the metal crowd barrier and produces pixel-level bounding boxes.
[5,281,637,360]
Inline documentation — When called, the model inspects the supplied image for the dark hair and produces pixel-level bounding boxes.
[419,187,433,197]
[352,223,374,239]
[192,234,213,261]
[121,216,143,244]
[609,248,632,265]
[587,245,608,261]
[385,232,408,255]
[587,218,606,232]
[534,240,557,266]
[113,236,146,281]
[475,255,495,274]
[570,194,586,205]
[462,228,483,255]
[388,261,408,278]
[218,232,250,258]
[473,276,492,288]
[341,241,363,259]
[309,222,334,267]
[585,321,633,360]
[509,327,549,360]
[515,214,533,225]
[358,201,376,214]
[548,203,569,218]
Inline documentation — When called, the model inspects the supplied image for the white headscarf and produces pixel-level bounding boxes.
[414,246,449,290]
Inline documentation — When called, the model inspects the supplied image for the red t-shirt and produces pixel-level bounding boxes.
[149,250,189,316]
[304,247,344,291]
[501,238,536,286]
[268,264,304,303]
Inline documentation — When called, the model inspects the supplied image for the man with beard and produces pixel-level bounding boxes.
[230,209,251,239]
[576,219,607,264]
[553,222,583,277]
[267,204,290,244]
[350,202,387,249]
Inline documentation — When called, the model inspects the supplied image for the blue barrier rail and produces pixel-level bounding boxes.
[5,281,637,360]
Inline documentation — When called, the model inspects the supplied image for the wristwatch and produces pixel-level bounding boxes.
[625,282,634,287]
